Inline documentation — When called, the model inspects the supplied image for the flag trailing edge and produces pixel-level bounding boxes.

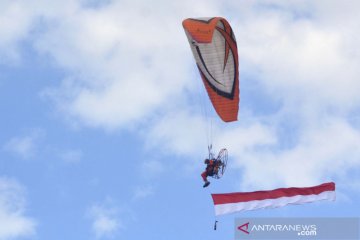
[211,182,336,216]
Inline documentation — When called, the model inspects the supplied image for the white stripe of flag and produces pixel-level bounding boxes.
[212,182,335,216]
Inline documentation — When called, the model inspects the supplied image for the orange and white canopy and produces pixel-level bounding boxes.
[183,17,239,122]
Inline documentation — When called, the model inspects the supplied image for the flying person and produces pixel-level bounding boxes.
[201,158,221,188]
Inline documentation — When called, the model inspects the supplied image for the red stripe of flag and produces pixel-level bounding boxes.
[212,182,335,205]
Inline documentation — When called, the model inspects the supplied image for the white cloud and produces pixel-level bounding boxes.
[87,201,122,239]
[231,119,360,190]
[0,0,37,62]
[234,1,360,113]
[3,129,45,159]
[145,110,207,157]
[0,177,36,239]
[33,0,222,130]
[132,185,154,200]
[3,137,35,159]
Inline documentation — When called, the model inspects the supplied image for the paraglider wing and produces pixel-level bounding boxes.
[183,17,239,122]
[211,182,336,216]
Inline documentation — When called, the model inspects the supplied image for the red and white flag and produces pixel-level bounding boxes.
[211,182,335,216]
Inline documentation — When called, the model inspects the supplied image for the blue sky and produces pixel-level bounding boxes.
[1,0,360,239]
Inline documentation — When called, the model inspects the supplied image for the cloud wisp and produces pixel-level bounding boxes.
[87,201,123,239]
[3,129,45,159]
[0,177,37,239]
